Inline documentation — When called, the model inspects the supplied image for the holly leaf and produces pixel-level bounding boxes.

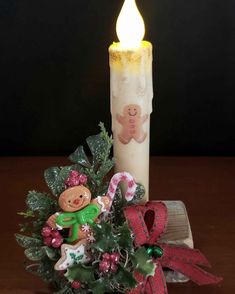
[111,187,126,225]
[111,186,123,208]
[91,221,117,252]
[117,223,133,250]
[86,124,113,166]
[15,233,43,248]
[114,266,137,289]
[131,247,156,277]
[44,166,73,196]
[97,181,109,196]
[130,183,145,203]
[26,191,57,212]
[24,247,44,261]
[42,246,59,261]
[86,134,108,165]
[89,278,111,294]
[44,167,63,196]
[65,264,95,283]
[69,146,91,168]
[97,158,115,178]
[95,158,115,195]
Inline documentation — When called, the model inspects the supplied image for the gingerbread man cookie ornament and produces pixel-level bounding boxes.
[47,172,110,243]
[116,104,148,144]
[46,185,91,230]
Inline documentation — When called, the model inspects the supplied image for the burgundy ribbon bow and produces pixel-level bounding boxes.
[124,202,222,294]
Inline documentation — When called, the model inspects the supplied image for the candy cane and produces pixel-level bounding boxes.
[106,172,137,210]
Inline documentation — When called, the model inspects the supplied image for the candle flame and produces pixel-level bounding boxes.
[116,0,145,48]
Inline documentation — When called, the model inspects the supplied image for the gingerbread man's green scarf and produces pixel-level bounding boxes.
[56,204,100,242]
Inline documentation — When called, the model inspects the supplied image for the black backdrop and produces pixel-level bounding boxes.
[1,0,234,156]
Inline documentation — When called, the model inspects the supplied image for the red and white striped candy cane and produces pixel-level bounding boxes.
[106,172,137,209]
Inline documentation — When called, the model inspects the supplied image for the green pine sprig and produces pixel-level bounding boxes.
[15,124,148,293]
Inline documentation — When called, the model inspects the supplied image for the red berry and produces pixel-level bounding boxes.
[70,170,80,178]
[65,171,81,187]
[110,252,120,264]
[51,230,60,238]
[79,174,87,185]
[41,226,52,237]
[99,260,110,273]
[51,237,63,248]
[110,262,118,273]
[65,178,80,187]
[102,253,111,261]
[71,281,81,289]
[43,236,52,246]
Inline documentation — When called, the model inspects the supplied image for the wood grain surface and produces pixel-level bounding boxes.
[1,156,234,293]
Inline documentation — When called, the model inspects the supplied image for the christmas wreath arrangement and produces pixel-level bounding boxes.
[15,124,222,294]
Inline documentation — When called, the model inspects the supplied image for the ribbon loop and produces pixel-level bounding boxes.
[124,201,223,294]
[124,202,167,247]
[145,202,168,245]
[124,205,149,247]
[56,212,77,227]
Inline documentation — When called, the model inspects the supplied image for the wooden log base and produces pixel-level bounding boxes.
[160,201,194,283]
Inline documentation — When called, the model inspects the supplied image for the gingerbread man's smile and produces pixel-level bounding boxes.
[67,197,84,209]
[128,109,137,116]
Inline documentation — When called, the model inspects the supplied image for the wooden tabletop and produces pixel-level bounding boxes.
[1,156,234,293]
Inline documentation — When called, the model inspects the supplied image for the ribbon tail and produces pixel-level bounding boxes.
[162,260,223,286]
[160,244,211,267]
[146,262,168,294]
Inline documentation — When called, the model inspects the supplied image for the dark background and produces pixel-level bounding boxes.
[0,0,234,156]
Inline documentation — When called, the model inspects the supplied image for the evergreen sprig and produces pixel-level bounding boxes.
[15,124,147,293]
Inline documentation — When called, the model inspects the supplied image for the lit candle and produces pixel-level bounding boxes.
[109,0,153,202]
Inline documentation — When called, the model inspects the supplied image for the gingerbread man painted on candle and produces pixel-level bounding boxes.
[116,104,148,144]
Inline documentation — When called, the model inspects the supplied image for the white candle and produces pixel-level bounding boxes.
[109,0,153,202]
